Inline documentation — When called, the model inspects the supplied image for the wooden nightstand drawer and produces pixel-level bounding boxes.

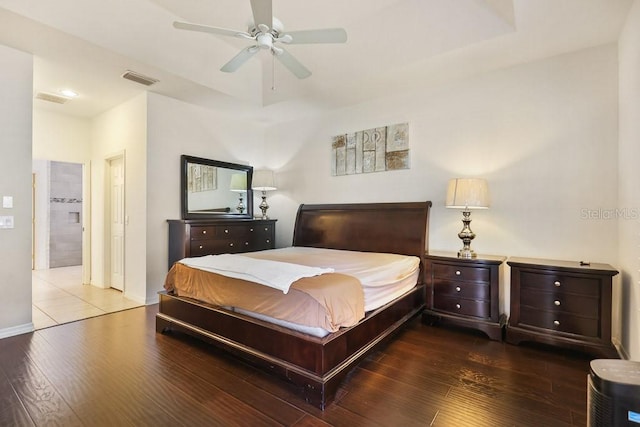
[433,295,491,319]
[432,263,490,283]
[520,288,599,315]
[519,308,599,337]
[520,271,600,297]
[433,280,490,300]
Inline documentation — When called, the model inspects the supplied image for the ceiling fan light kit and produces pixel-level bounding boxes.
[173,0,347,79]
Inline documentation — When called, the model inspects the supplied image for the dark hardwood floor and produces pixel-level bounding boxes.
[0,305,593,426]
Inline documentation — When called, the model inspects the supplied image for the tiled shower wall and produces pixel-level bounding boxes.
[49,161,82,268]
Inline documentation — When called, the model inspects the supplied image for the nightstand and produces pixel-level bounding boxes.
[422,251,506,341]
[506,257,619,358]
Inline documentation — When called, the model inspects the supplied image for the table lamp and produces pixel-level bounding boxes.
[252,169,277,219]
[445,178,490,258]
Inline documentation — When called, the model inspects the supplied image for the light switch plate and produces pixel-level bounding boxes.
[2,196,13,208]
[0,216,14,229]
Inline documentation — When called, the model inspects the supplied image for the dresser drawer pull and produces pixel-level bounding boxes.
[264,227,269,231]
[553,320,560,326]
[202,230,207,234]
[245,242,249,246]
[455,270,461,276]
[455,303,461,309]
[229,243,233,247]
[266,239,270,243]
[250,228,254,232]
[199,245,203,249]
[554,300,561,306]
[455,286,461,292]
[554,281,561,287]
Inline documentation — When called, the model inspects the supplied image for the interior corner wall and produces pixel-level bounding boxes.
[145,92,266,303]
[90,93,147,304]
[0,44,34,337]
[618,0,640,361]
[265,43,619,319]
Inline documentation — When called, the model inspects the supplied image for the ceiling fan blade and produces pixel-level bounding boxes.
[275,48,311,79]
[284,28,347,44]
[221,47,259,73]
[173,21,249,38]
[250,0,272,29]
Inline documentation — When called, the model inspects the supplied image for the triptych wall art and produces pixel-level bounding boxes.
[331,122,410,176]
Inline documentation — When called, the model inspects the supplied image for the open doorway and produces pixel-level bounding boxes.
[31,159,139,329]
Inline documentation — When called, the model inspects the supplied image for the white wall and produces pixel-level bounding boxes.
[618,0,640,360]
[145,92,265,302]
[0,44,34,337]
[90,94,148,303]
[265,44,620,326]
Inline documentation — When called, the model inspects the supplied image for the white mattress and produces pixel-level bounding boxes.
[243,246,420,312]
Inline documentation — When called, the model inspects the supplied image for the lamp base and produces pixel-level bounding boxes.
[457,210,478,258]
[258,191,270,220]
[458,248,477,259]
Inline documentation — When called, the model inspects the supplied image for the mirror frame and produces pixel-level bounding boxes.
[181,155,253,220]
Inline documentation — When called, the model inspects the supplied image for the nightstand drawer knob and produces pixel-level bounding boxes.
[455,286,461,292]
[245,242,249,245]
[553,320,560,326]
[455,303,461,309]
[250,228,254,232]
[229,243,234,247]
[225,229,229,234]
[202,230,207,234]
[554,300,561,306]
[455,270,461,276]
[554,281,561,287]
[199,245,203,249]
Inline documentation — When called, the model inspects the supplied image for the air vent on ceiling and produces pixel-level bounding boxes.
[121,70,159,86]
[35,92,69,104]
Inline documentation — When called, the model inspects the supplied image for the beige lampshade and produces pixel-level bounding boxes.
[445,178,490,209]
[229,173,247,192]
[252,169,277,191]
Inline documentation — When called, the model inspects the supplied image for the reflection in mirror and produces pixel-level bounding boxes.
[181,155,253,219]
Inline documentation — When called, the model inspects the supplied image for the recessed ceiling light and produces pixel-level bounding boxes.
[60,89,79,98]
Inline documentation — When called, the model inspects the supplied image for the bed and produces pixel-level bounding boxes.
[156,201,431,409]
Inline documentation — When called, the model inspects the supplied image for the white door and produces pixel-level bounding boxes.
[109,156,125,291]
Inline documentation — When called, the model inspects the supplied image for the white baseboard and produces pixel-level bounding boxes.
[0,322,34,339]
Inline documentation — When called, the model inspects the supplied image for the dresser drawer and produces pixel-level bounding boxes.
[432,263,490,283]
[520,308,599,337]
[189,226,218,240]
[433,295,491,319]
[190,239,248,255]
[520,271,600,297]
[433,280,490,300]
[520,288,599,315]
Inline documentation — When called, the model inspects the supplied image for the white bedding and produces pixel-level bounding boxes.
[179,253,334,294]
[243,247,420,312]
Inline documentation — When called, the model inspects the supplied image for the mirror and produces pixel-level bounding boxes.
[181,155,253,220]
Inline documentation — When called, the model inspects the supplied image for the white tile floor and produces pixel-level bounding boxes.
[32,266,142,330]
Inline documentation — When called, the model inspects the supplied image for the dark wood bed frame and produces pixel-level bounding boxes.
[156,201,431,409]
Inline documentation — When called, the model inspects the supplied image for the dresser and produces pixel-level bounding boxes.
[422,251,506,341]
[167,219,276,268]
[506,257,619,358]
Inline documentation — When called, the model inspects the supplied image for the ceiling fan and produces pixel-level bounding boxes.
[173,0,347,79]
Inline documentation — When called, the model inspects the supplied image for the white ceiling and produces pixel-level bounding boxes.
[0,0,633,124]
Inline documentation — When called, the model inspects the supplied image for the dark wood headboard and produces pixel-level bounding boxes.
[292,202,431,260]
